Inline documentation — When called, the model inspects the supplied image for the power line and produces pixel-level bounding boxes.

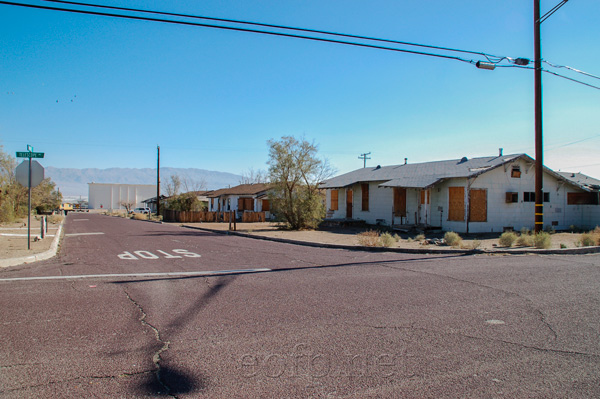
[542,69,600,90]
[40,0,509,63]
[543,60,600,81]
[0,0,481,65]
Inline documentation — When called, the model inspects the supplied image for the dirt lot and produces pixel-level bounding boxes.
[0,216,62,259]
[179,221,592,251]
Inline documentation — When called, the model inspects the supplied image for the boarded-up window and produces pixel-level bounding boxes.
[238,197,254,211]
[511,167,521,178]
[420,190,430,205]
[262,199,270,212]
[506,192,518,203]
[469,189,487,222]
[567,192,599,205]
[361,183,369,211]
[448,187,465,221]
[393,187,407,217]
[330,189,339,211]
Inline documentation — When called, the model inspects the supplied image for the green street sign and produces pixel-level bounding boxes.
[16,152,44,159]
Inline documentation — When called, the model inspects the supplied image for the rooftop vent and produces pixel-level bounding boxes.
[375,165,381,170]
[460,156,468,163]
[499,148,503,156]
[404,158,408,165]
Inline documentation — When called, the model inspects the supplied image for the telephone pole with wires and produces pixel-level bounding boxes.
[534,0,569,233]
[358,152,371,168]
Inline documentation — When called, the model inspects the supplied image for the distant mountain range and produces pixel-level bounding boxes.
[46,167,242,197]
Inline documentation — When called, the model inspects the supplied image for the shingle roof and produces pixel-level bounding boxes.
[208,183,271,197]
[556,172,600,191]
[320,154,525,189]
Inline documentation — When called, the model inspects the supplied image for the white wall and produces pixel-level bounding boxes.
[324,157,600,231]
[88,183,156,210]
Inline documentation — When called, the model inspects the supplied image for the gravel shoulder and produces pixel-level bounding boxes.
[0,217,62,260]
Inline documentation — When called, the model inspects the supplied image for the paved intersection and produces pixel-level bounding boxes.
[1,214,599,398]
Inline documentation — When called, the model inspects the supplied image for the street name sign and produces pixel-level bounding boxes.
[16,151,44,158]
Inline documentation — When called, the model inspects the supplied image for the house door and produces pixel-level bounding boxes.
[419,189,430,224]
[346,189,353,218]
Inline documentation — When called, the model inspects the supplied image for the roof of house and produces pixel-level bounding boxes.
[208,183,271,198]
[321,154,526,189]
[556,172,600,191]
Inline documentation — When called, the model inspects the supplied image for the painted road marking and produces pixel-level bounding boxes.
[65,232,105,237]
[0,268,272,282]
[118,249,201,260]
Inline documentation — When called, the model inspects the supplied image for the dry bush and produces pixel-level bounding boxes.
[379,232,396,248]
[534,231,551,249]
[444,231,462,247]
[579,232,596,247]
[499,231,517,247]
[132,213,149,221]
[357,230,380,247]
[516,234,534,247]
[415,233,425,242]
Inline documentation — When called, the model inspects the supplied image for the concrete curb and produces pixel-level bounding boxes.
[0,220,64,268]
[180,224,600,256]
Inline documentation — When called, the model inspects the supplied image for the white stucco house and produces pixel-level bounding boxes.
[320,153,600,233]
[88,183,157,210]
[207,183,271,216]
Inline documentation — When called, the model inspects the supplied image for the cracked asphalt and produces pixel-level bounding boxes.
[1,213,599,398]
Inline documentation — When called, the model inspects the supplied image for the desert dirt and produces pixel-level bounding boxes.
[177,221,589,251]
[0,216,62,260]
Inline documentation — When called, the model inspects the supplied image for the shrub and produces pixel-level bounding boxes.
[379,232,396,248]
[534,231,551,249]
[444,231,462,247]
[579,233,596,247]
[470,240,481,250]
[415,233,425,242]
[520,227,531,236]
[393,233,401,242]
[499,232,517,247]
[560,243,567,249]
[133,213,149,221]
[357,230,380,247]
[516,234,534,247]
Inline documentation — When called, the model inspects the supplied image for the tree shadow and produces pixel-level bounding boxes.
[139,364,206,396]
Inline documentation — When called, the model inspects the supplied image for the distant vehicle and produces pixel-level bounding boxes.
[130,207,151,214]
[60,203,74,211]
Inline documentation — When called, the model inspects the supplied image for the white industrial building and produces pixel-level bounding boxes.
[88,183,157,210]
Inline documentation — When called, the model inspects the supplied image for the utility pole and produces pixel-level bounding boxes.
[534,0,543,233]
[157,145,160,216]
[533,0,569,232]
[358,152,371,168]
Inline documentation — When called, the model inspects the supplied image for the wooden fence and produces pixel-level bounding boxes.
[163,210,266,223]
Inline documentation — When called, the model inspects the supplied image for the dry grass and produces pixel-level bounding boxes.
[357,230,381,247]
[499,232,517,247]
[534,231,552,249]
[444,231,462,247]
[132,213,149,221]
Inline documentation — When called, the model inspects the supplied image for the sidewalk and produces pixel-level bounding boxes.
[0,218,64,267]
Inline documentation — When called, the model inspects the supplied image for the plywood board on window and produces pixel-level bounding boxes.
[448,186,465,221]
[469,189,487,222]
[394,187,407,217]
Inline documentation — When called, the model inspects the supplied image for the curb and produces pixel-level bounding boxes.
[0,220,64,268]
[180,224,600,256]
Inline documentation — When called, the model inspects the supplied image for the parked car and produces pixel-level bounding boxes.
[130,207,151,214]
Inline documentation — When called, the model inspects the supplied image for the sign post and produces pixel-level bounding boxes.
[16,146,45,250]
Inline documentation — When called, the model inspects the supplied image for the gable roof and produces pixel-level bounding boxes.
[208,183,271,198]
[556,172,600,191]
[321,154,526,189]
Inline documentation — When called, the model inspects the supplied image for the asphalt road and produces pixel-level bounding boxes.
[1,214,599,398]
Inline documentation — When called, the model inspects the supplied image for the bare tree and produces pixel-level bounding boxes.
[181,174,207,193]
[165,175,182,197]
[119,200,135,213]
[239,167,267,184]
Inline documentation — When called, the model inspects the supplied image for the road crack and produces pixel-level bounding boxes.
[124,289,176,398]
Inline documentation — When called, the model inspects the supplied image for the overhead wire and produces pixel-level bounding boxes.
[39,0,508,63]
[0,0,479,65]
[1,1,599,89]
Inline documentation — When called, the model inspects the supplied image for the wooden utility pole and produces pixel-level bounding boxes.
[358,152,371,168]
[157,145,161,216]
[534,0,544,233]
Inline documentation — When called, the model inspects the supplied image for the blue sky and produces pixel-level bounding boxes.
[1,0,599,179]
